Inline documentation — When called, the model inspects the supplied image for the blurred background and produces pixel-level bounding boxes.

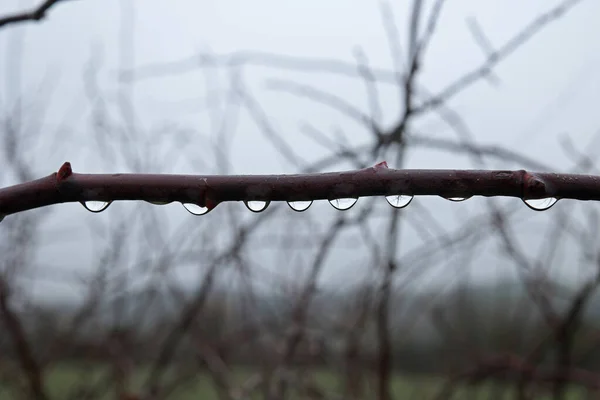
[1,0,600,398]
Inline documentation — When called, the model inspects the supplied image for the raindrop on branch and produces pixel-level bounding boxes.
[445,197,471,202]
[288,200,313,212]
[523,197,558,211]
[147,200,171,205]
[329,198,358,211]
[245,200,270,213]
[81,201,111,213]
[385,195,413,209]
[183,203,210,216]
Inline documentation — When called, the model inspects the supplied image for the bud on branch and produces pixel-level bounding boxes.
[1,161,599,219]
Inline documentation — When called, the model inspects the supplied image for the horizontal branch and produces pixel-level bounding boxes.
[1,161,600,218]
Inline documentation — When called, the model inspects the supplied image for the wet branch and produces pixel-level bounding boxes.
[3,161,600,218]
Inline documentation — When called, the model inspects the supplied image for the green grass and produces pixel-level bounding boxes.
[0,364,591,399]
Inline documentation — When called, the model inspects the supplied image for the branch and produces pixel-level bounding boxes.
[2,161,600,218]
[0,278,48,400]
[415,0,584,113]
[434,353,600,399]
[0,0,73,30]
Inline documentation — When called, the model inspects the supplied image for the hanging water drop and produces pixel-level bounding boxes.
[445,196,470,202]
[329,198,358,211]
[147,200,171,205]
[288,200,313,212]
[0,214,4,223]
[523,197,558,211]
[81,201,111,213]
[245,200,270,213]
[183,203,210,216]
[385,195,413,209]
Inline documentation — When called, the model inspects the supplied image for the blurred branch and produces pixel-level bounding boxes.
[435,353,600,400]
[465,16,501,86]
[141,208,275,396]
[236,78,305,168]
[0,278,48,400]
[268,215,352,399]
[551,278,600,399]
[405,133,549,171]
[416,0,584,113]
[142,264,219,390]
[372,2,441,396]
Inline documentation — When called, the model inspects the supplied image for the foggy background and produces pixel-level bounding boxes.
[2,0,600,298]
[2,0,600,399]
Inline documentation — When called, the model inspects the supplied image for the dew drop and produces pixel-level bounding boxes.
[183,203,210,216]
[245,200,270,213]
[523,197,558,211]
[445,196,470,202]
[329,198,358,211]
[81,201,111,213]
[385,195,413,209]
[288,200,313,212]
[147,200,171,206]
[0,214,4,223]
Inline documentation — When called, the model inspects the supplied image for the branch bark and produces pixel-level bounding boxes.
[2,161,600,218]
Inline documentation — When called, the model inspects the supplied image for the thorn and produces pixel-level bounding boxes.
[373,160,389,169]
[56,162,72,182]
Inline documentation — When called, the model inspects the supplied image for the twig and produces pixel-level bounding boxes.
[415,0,584,113]
[3,161,600,218]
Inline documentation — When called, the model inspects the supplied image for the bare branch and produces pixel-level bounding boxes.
[415,0,584,113]
[465,16,501,86]
[2,161,599,218]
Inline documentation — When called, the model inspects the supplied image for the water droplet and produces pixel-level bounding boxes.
[0,214,4,223]
[385,195,413,209]
[523,197,558,211]
[288,200,313,212]
[147,200,171,205]
[183,203,210,215]
[329,198,358,211]
[245,200,270,213]
[445,196,470,202]
[81,201,111,213]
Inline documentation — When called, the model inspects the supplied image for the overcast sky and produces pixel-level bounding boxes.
[1,0,600,304]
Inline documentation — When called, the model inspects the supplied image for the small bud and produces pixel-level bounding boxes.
[56,162,72,182]
[373,161,389,169]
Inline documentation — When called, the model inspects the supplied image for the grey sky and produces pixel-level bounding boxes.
[2,0,600,171]
[1,0,599,304]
